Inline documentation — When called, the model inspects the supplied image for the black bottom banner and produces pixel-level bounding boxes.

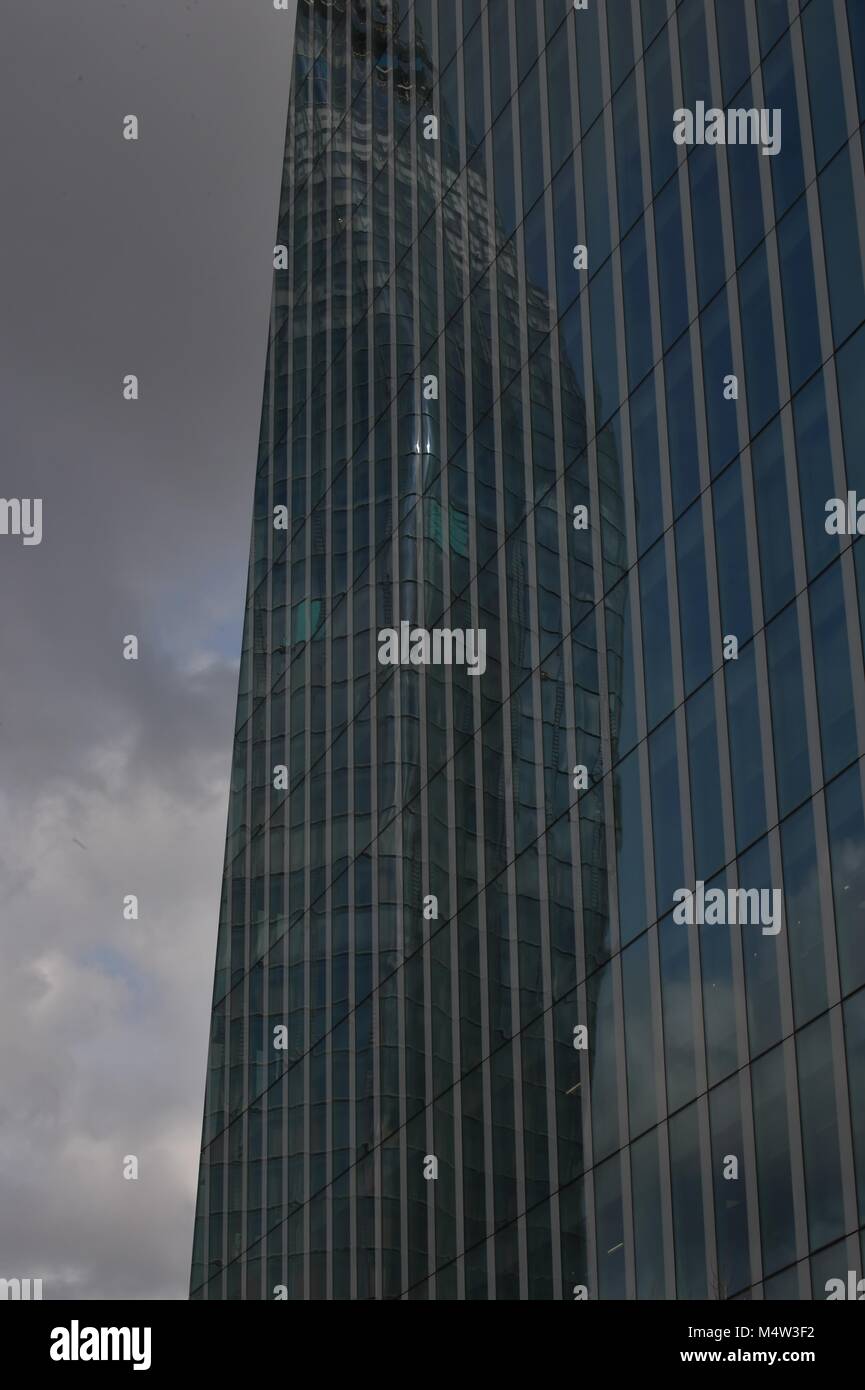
[6,1295,862,1376]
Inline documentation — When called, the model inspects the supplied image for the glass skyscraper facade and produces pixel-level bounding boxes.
[191,0,865,1300]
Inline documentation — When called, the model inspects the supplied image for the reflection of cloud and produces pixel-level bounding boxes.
[832,836,865,912]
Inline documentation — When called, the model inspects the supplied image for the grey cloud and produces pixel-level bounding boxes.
[0,0,295,1298]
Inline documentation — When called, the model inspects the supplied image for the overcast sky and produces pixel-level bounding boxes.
[0,0,297,1299]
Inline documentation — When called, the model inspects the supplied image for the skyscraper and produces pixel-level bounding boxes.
[191,0,865,1300]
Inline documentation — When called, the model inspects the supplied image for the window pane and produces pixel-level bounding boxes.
[676,501,713,695]
[825,763,865,996]
[777,195,822,394]
[819,147,865,349]
[631,1128,666,1299]
[809,560,857,781]
[751,1045,797,1275]
[766,605,811,819]
[797,1013,846,1249]
[725,643,767,853]
[803,0,847,170]
[669,1104,708,1298]
[686,682,726,881]
[710,1074,751,1297]
[753,418,795,621]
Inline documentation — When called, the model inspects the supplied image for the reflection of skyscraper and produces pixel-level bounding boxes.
[192,0,865,1300]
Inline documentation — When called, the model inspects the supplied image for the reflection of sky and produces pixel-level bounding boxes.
[77,947,151,1008]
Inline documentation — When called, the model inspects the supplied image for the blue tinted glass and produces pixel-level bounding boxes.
[614,73,643,236]
[607,0,635,91]
[777,194,822,393]
[676,501,713,695]
[552,160,579,315]
[726,644,768,853]
[559,296,585,409]
[523,198,549,298]
[763,35,805,219]
[819,147,865,349]
[612,577,639,757]
[438,1,458,69]
[741,838,783,1058]
[587,962,620,1159]
[678,0,710,108]
[463,0,482,36]
[546,21,575,175]
[848,0,865,123]
[623,935,658,1134]
[631,1130,666,1299]
[797,1015,846,1249]
[689,148,726,308]
[781,801,829,1026]
[520,68,544,212]
[751,1045,798,1274]
[793,372,840,579]
[757,0,790,55]
[488,0,513,121]
[739,242,780,436]
[654,177,689,350]
[714,0,750,102]
[701,874,738,1085]
[582,118,612,265]
[752,417,795,620]
[844,991,865,1223]
[727,85,765,265]
[669,1104,708,1298]
[630,374,664,553]
[686,683,726,880]
[766,604,811,818]
[702,293,740,476]
[595,1155,627,1297]
[642,540,675,729]
[589,260,620,426]
[710,1077,750,1294]
[714,463,754,640]
[650,716,684,910]
[515,0,539,80]
[621,218,653,390]
[836,322,865,492]
[856,543,865,664]
[810,560,858,780]
[614,747,648,945]
[660,910,698,1110]
[665,335,700,512]
[826,764,865,995]
[577,2,603,129]
[803,0,848,169]
[492,108,517,240]
[645,27,677,194]
[641,0,667,50]
[463,21,485,155]
[543,0,569,40]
